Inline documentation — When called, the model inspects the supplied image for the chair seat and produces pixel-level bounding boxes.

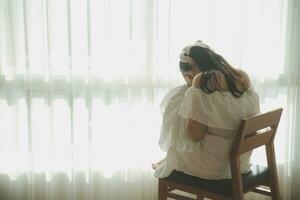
[161,165,269,197]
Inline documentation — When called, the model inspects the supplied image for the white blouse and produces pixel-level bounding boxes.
[155,85,260,180]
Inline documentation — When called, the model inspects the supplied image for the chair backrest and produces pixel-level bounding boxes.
[229,108,283,199]
[230,108,283,157]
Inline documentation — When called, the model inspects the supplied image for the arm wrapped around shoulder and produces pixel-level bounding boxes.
[186,118,207,141]
[178,86,208,141]
[191,68,251,95]
[192,73,202,88]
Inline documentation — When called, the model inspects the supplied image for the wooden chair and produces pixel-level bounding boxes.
[158,108,283,200]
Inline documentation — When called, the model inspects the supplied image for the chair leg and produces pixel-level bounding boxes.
[158,179,167,200]
[270,182,280,200]
[196,194,204,200]
[266,144,281,200]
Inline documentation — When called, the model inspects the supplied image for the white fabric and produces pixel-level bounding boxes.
[155,86,260,179]
[0,0,299,199]
[180,87,260,130]
[158,85,189,151]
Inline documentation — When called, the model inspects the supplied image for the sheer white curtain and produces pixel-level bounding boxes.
[283,0,300,199]
[0,0,298,199]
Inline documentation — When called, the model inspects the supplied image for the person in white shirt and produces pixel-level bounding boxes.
[153,41,260,180]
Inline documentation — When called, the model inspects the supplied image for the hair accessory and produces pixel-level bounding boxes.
[179,40,211,64]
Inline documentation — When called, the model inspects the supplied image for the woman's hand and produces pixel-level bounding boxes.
[182,72,194,86]
[192,73,203,88]
[182,67,201,87]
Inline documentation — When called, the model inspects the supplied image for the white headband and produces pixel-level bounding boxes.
[179,40,211,64]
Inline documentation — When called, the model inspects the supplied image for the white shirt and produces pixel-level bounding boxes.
[155,85,260,179]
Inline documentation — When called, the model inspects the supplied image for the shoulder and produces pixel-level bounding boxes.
[160,84,187,113]
[164,84,187,103]
[166,84,187,96]
[170,84,188,96]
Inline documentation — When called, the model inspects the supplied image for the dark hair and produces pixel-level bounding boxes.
[179,46,247,98]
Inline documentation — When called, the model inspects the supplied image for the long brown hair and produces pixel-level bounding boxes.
[179,46,248,98]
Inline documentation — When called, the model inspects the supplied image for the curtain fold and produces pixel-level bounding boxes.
[0,0,298,199]
[284,0,300,199]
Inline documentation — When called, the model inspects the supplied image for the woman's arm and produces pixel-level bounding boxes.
[185,73,207,141]
[187,69,250,141]
[192,72,203,88]
[186,118,207,141]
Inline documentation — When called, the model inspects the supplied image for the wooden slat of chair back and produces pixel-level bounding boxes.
[241,108,283,136]
[239,128,275,155]
[231,108,283,157]
[230,108,283,200]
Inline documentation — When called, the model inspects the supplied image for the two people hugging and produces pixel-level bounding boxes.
[153,41,260,180]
